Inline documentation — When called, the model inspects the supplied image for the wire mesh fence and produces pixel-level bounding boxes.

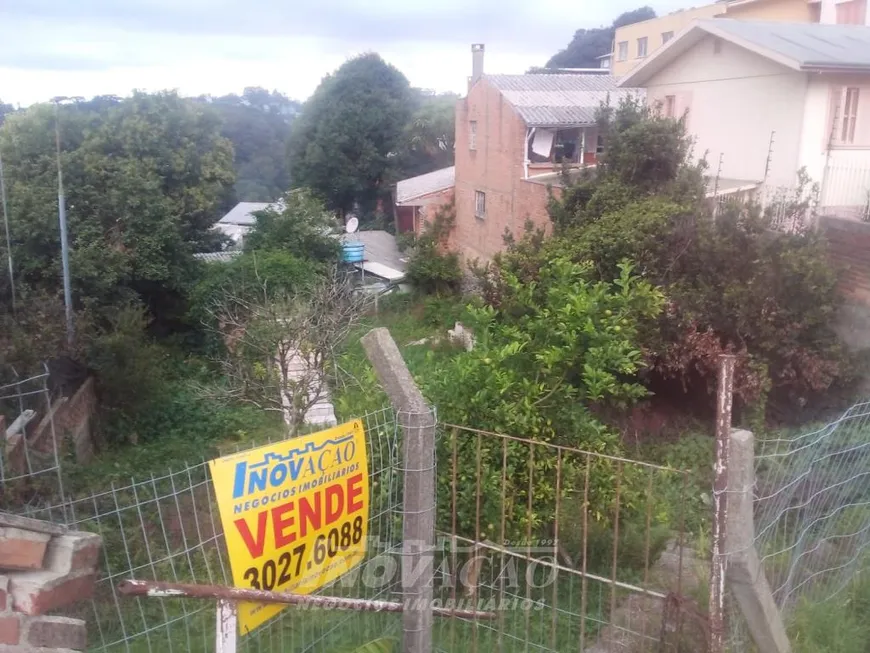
[4,397,707,653]
[25,407,404,653]
[0,365,67,516]
[727,400,870,651]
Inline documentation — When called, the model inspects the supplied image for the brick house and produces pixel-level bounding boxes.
[394,166,455,234]
[452,46,640,261]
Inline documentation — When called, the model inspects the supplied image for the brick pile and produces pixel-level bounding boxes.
[0,513,101,652]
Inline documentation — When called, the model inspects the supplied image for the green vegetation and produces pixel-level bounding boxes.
[789,571,870,653]
[492,97,849,418]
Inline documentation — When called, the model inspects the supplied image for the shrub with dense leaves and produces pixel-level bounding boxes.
[425,259,663,538]
[405,202,461,295]
[494,98,848,414]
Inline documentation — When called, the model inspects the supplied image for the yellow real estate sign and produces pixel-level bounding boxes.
[209,420,369,633]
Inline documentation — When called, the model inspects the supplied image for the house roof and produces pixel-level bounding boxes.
[193,251,242,263]
[485,74,640,127]
[218,201,272,226]
[620,19,870,87]
[395,166,455,204]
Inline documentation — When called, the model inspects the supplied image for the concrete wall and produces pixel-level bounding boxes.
[644,35,808,185]
[612,4,723,77]
[725,0,815,21]
[454,79,558,261]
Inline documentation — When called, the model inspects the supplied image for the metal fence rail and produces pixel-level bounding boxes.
[434,423,701,653]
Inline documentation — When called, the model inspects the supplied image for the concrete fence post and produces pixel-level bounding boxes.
[726,429,792,653]
[362,328,435,653]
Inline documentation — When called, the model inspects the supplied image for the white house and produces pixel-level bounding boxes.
[214,201,272,246]
[619,19,870,220]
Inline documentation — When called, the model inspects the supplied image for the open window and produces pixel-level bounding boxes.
[528,128,585,165]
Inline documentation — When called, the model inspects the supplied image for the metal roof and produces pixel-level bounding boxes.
[620,20,870,87]
[395,166,455,204]
[486,74,641,127]
[218,201,272,226]
[193,251,242,263]
[705,20,870,70]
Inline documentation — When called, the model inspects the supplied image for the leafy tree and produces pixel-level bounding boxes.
[545,7,656,69]
[0,92,235,324]
[502,99,847,414]
[197,88,301,202]
[397,91,457,178]
[426,259,663,538]
[243,188,340,262]
[288,54,413,218]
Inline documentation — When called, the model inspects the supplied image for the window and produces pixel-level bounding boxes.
[475,190,486,218]
[664,95,676,118]
[617,41,628,62]
[662,31,674,44]
[596,135,605,155]
[840,87,860,144]
[469,121,477,150]
[637,37,648,58]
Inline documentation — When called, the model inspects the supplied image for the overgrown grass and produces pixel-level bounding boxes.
[788,570,870,653]
[64,354,286,497]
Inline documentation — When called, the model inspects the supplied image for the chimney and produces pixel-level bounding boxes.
[471,44,485,85]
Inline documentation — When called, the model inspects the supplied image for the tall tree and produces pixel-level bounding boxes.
[198,88,301,202]
[546,7,656,69]
[288,54,413,219]
[0,92,235,320]
[397,90,457,179]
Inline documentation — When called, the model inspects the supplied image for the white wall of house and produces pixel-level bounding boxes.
[644,36,808,185]
[799,74,870,215]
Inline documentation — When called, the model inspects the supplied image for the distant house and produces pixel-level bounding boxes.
[452,45,640,261]
[620,19,870,304]
[608,0,870,79]
[394,166,455,234]
[214,201,272,246]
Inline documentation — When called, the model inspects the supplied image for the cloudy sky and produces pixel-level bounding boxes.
[2,0,696,106]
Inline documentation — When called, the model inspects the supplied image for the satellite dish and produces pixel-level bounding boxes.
[345,216,359,234]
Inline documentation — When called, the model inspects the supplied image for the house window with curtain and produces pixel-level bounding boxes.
[475,191,486,218]
[840,87,860,144]
[664,95,676,118]
[617,41,628,62]
[637,37,648,58]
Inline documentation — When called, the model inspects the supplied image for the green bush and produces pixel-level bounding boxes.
[405,202,461,295]
[243,188,340,262]
[495,98,848,414]
[424,259,664,539]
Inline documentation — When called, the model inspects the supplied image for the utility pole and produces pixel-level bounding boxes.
[0,148,14,318]
[53,98,74,346]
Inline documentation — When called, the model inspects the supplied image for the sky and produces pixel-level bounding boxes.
[1,0,698,107]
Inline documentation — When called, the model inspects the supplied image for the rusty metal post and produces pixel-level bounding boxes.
[711,355,735,653]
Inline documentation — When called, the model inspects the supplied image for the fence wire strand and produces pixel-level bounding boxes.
[727,400,870,651]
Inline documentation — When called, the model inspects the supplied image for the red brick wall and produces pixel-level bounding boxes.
[454,80,560,262]
[822,216,870,304]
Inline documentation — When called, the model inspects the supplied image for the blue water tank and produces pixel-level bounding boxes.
[342,242,365,263]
